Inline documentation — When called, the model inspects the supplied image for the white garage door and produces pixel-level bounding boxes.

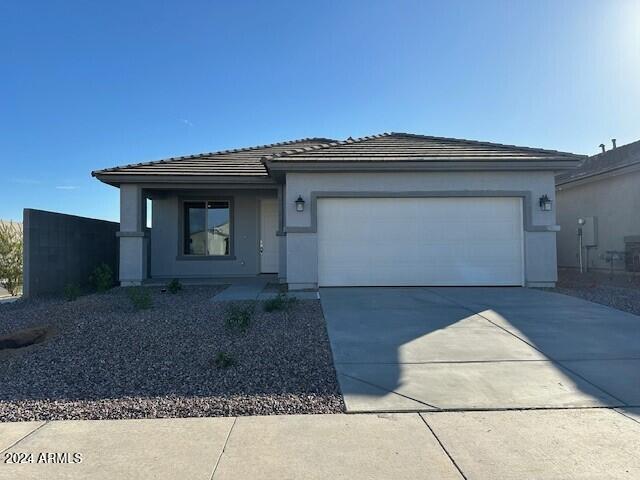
[317,197,524,287]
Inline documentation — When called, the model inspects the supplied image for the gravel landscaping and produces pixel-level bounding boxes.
[552,268,640,316]
[0,286,344,421]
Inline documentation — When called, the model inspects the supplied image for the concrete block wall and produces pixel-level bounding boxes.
[23,209,119,297]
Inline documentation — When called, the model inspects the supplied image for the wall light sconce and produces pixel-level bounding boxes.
[295,195,305,212]
[539,194,553,211]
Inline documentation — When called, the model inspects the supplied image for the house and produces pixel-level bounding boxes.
[92,132,583,289]
[556,139,640,273]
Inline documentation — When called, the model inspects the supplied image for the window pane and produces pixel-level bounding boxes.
[184,202,206,255]
[207,201,230,255]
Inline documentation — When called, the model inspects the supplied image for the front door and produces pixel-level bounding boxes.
[260,198,279,273]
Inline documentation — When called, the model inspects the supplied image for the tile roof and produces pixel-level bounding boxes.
[93,132,583,182]
[263,132,583,163]
[556,139,640,185]
[92,138,335,178]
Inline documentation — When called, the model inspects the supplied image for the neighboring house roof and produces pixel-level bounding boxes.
[91,138,335,180]
[556,139,640,186]
[92,132,583,185]
[263,132,582,163]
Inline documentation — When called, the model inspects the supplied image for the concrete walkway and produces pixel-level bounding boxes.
[321,287,640,413]
[1,410,639,479]
[212,277,271,301]
[209,276,319,301]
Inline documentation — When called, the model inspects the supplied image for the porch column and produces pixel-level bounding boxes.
[277,185,287,283]
[117,184,148,286]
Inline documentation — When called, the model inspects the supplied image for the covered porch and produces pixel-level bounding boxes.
[118,183,286,286]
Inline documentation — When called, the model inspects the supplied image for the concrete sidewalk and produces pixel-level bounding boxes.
[1,409,639,479]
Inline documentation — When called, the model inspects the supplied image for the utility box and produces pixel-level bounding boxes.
[579,216,598,247]
[625,236,640,272]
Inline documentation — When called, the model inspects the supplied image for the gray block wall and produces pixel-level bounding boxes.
[23,209,119,297]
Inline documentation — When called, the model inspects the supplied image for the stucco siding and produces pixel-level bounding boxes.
[525,232,558,283]
[278,234,287,282]
[150,189,276,278]
[285,171,559,288]
[556,170,640,271]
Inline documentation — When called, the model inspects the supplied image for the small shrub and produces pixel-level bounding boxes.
[126,286,152,310]
[213,351,236,369]
[263,293,298,313]
[225,303,253,333]
[0,222,22,296]
[167,278,182,294]
[63,283,81,302]
[90,263,114,293]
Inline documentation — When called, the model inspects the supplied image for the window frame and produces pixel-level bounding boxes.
[178,197,235,260]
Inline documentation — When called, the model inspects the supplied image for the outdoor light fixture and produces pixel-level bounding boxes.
[295,195,305,212]
[539,194,553,211]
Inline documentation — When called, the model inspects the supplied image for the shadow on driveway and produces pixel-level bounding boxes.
[320,287,640,414]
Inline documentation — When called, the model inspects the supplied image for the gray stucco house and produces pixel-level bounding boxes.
[92,132,582,289]
[556,139,640,273]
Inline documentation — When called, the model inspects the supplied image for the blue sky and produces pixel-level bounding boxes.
[1,0,639,222]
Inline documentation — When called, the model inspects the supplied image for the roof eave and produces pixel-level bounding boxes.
[556,160,640,188]
[93,173,276,187]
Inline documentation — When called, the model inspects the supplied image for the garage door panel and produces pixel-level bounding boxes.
[317,197,524,287]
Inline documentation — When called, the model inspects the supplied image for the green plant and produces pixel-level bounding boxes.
[126,286,152,310]
[0,221,23,296]
[167,278,182,294]
[213,351,236,369]
[225,303,253,333]
[63,283,81,302]
[263,293,298,313]
[90,263,114,293]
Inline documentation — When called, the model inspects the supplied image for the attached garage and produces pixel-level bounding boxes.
[317,197,525,287]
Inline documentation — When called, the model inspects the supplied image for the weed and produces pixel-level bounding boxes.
[63,283,81,302]
[167,278,182,294]
[213,351,236,369]
[263,293,298,313]
[126,287,152,310]
[225,303,253,333]
[90,263,114,293]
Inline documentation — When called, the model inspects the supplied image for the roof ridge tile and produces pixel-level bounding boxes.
[260,132,392,161]
[389,132,579,157]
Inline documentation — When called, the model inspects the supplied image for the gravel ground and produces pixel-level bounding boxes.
[551,269,640,316]
[0,286,344,421]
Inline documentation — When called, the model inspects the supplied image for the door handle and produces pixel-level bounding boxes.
[259,240,264,254]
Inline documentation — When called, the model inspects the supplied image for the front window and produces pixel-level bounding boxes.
[184,200,231,255]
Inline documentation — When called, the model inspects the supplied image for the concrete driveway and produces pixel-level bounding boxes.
[321,287,640,412]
